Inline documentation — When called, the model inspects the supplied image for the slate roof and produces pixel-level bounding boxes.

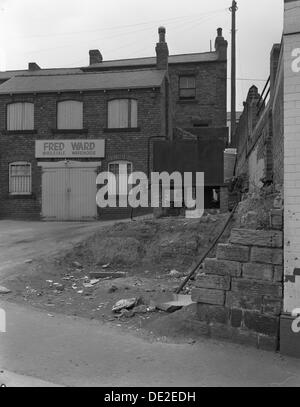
[0,69,166,94]
[82,51,219,70]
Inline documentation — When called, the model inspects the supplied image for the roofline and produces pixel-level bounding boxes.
[0,51,220,76]
[0,85,162,96]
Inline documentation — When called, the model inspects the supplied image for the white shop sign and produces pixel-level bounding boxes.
[35,139,105,158]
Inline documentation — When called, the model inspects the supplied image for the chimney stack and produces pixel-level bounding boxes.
[28,62,41,71]
[214,27,228,60]
[89,49,103,65]
[155,26,169,70]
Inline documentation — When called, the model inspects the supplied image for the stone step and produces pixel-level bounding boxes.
[229,228,283,248]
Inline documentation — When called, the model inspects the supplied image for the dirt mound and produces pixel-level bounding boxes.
[62,213,230,274]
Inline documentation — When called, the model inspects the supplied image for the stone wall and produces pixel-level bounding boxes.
[191,226,283,351]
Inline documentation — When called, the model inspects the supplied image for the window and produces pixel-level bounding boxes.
[108,99,137,129]
[108,161,132,196]
[179,76,196,99]
[9,162,32,195]
[57,100,83,129]
[7,102,34,131]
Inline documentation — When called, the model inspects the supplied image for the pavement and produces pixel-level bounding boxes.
[1,300,300,387]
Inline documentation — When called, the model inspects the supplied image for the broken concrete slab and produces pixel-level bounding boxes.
[155,294,195,313]
[112,298,137,313]
[89,271,127,279]
[0,286,11,294]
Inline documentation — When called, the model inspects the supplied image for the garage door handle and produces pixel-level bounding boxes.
[67,188,71,193]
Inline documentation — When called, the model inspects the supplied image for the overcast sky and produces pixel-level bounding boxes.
[0,0,283,110]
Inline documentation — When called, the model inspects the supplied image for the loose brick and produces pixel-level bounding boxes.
[231,278,282,298]
[229,229,283,248]
[226,291,262,312]
[191,288,225,306]
[242,263,273,281]
[230,308,243,328]
[217,244,249,263]
[244,311,279,336]
[273,266,283,282]
[251,247,283,265]
[195,274,231,290]
[204,258,241,277]
[270,210,283,231]
[196,304,229,324]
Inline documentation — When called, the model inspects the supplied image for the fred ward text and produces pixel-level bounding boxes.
[35,139,105,158]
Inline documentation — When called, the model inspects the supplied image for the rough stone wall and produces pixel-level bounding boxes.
[191,225,283,351]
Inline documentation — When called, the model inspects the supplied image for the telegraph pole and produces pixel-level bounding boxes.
[230,0,238,147]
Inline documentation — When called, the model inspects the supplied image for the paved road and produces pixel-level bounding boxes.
[0,219,131,282]
[1,300,300,387]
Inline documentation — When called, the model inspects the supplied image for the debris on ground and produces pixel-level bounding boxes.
[112,298,137,313]
[0,286,11,294]
[169,269,181,278]
[108,285,118,293]
[6,213,231,342]
[72,261,82,269]
[89,271,127,279]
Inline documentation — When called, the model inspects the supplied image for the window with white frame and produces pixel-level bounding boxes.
[57,100,83,129]
[9,162,32,195]
[108,161,132,196]
[179,76,196,99]
[108,99,137,129]
[7,102,34,131]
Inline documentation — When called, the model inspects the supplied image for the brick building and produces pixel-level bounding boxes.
[0,27,228,220]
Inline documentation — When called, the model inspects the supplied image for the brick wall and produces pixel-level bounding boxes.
[0,85,167,219]
[169,61,227,129]
[235,46,284,192]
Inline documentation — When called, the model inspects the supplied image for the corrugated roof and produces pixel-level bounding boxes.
[0,69,166,94]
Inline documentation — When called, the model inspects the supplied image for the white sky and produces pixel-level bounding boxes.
[0,0,283,110]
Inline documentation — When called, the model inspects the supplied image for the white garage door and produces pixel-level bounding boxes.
[39,161,100,221]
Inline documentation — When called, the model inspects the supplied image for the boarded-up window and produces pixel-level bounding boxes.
[179,76,196,99]
[57,100,83,129]
[9,162,32,195]
[7,102,34,131]
[108,99,137,129]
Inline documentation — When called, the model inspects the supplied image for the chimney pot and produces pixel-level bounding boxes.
[28,62,41,71]
[89,49,103,65]
[158,26,166,43]
[156,26,169,70]
[214,27,227,60]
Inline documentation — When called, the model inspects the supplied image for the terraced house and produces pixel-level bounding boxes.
[0,27,228,221]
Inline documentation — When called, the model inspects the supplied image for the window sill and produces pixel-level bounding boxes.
[103,127,141,133]
[177,99,198,104]
[51,128,88,134]
[2,130,37,135]
[8,194,35,199]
